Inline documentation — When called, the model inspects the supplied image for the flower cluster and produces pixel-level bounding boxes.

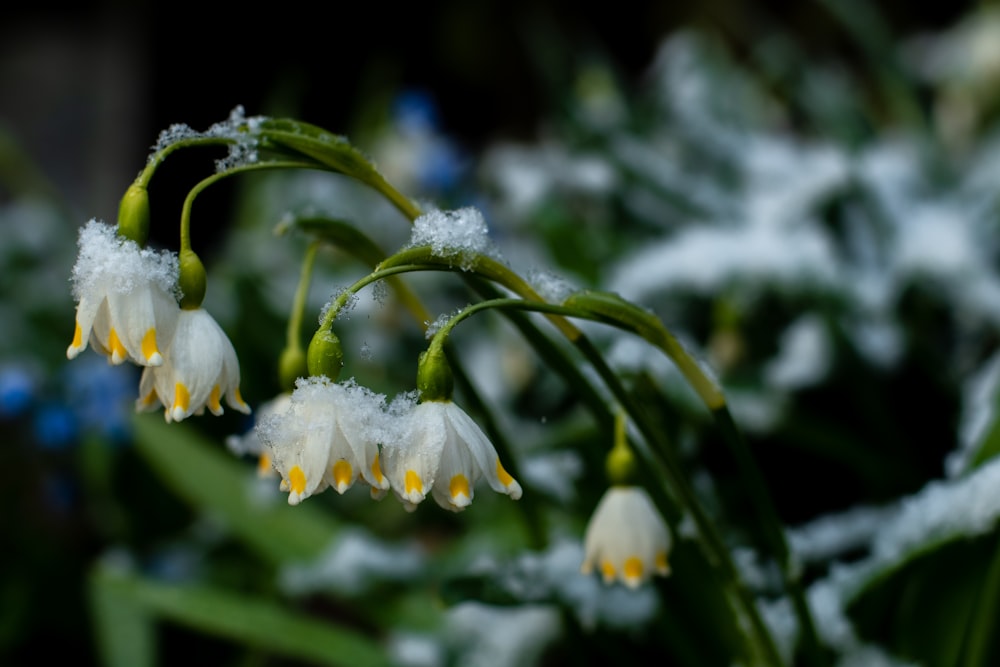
[67,220,249,422]
[257,376,522,511]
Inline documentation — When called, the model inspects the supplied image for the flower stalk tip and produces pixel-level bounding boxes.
[416,345,453,402]
[306,330,344,381]
[117,183,151,246]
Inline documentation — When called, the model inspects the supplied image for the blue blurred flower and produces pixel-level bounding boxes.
[393,88,440,135]
[33,402,78,450]
[0,364,36,418]
[64,356,137,445]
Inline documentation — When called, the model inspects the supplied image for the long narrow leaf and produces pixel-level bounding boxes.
[131,414,338,563]
[92,564,391,667]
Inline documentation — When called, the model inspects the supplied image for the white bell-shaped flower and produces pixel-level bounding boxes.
[67,219,179,366]
[258,377,390,506]
[581,486,672,589]
[383,399,522,512]
[135,307,250,422]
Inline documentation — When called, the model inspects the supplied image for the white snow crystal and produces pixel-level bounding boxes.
[408,207,498,270]
[71,219,179,301]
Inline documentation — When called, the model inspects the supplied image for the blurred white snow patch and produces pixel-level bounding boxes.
[856,139,925,222]
[732,546,779,592]
[482,143,616,220]
[444,602,561,667]
[742,137,850,227]
[278,527,424,596]
[761,568,919,667]
[611,135,729,217]
[894,205,979,282]
[725,389,785,434]
[763,315,832,391]
[609,223,839,302]
[521,450,584,504]
[949,351,1000,476]
[902,6,1000,86]
[387,632,444,667]
[845,318,904,370]
[605,335,675,379]
[494,539,659,631]
[408,207,499,270]
[789,504,896,564]
[873,456,1000,565]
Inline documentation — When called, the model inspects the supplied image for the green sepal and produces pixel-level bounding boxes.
[307,329,343,380]
[606,442,637,485]
[178,249,207,309]
[117,183,151,246]
[416,346,453,402]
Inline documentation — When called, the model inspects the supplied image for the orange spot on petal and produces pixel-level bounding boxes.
[449,474,470,501]
[332,460,353,492]
[289,465,306,495]
[623,557,644,585]
[171,382,190,419]
[496,459,515,486]
[208,385,222,415]
[404,470,423,496]
[108,328,127,364]
[371,453,385,485]
[141,327,162,364]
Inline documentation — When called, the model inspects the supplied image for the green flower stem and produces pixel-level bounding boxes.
[417,295,786,665]
[286,241,320,353]
[278,217,433,327]
[138,136,240,188]
[377,248,584,341]
[179,161,317,254]
[258,128,421,221]
[564,291,825,664]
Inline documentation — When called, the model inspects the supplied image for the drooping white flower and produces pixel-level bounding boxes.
[135,307,250,422]
[257,377,390,506]
[67,219,179,366]
[382,399,523,512]
[226,392,293,478]
[581,486,672,589]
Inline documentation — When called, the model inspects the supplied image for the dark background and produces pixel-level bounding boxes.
[0,1,972,220]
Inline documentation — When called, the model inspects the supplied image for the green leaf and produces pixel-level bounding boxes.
[89,565,156,667]
[277,215,389,269]
[848,530,1000,666]
[256,119,420,221]
[131,414,338,563]
[91,564,391,667]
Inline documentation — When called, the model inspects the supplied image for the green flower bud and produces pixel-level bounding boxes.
[278,345,307,391]
[178,249,207,309]
[117,184,151,246]
[307,329,343,380]
[416,346,453,402]
[605,440,637,485]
